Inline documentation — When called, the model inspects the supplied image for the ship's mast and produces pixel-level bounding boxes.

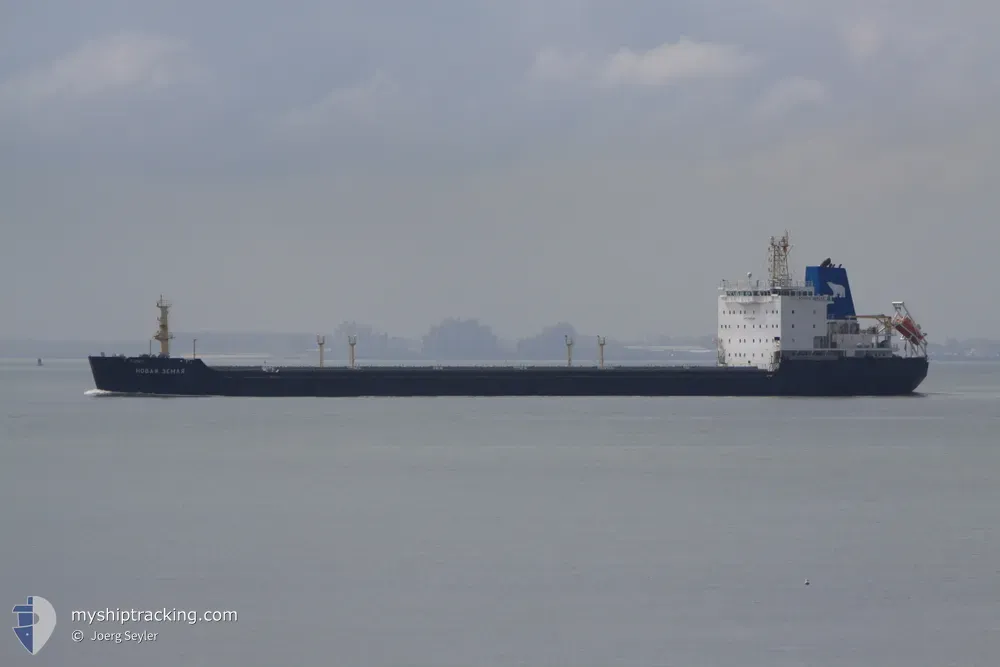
[767,231,792,289]
[153,295,174,357]
[317,334,326,367]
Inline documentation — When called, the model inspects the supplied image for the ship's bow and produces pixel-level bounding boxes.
[88,355,213,395]
[88,355,139,393]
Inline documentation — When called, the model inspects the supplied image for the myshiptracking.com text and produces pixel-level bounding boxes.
[72,607,237,625]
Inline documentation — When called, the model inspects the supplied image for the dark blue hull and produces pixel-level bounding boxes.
[87,355,929,397]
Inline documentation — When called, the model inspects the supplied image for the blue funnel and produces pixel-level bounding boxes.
[805,263,856,319]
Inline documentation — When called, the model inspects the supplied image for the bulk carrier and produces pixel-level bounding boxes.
[87,233,929,397]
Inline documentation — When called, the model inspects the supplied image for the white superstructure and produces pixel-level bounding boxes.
[717,280,830,368]
[715,233,923,369]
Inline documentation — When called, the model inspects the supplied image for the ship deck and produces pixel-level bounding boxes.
[209,363,761,374]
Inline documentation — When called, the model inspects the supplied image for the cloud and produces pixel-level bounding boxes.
[529,37,760,89]
[599,39,760,87]
[754,0,994,73]
[277,70,401,133]
[841,18,883,62]
[0,32,197,113]
[528,49,590,84]
[754,76,829,118]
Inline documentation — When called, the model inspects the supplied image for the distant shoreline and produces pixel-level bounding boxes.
[5,357,1000,366]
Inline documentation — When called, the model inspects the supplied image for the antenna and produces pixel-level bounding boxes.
[193,338,197,359]
[565,335,574,367]
[597,335,606,368]
[348,335,357,368]
[153,295,175,357]
[316,335,326,367]
[767,231,792,288]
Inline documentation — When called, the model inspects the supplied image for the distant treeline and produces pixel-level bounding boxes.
[6,321,998,361]
[4,319,716,362]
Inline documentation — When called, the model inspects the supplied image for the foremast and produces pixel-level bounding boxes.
[153,295,174,357]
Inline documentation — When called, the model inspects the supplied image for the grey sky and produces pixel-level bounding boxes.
[2,1,998,341]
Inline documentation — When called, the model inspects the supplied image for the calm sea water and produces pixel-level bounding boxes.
[2,359,998,666]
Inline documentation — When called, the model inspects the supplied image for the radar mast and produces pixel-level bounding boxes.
[767,231,792,289]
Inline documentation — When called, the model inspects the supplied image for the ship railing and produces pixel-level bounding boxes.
[719,281,820,299]
[719,279,816,291]
[781,349,844,359]
[720,279,765,291]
